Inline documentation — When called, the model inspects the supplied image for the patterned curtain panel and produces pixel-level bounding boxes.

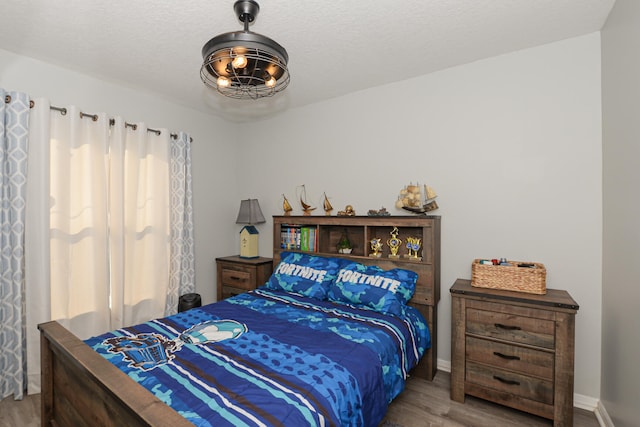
[166,132,195,315]
[0,89,30,400]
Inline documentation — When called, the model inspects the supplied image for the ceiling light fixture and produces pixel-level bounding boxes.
[200,0,290,100]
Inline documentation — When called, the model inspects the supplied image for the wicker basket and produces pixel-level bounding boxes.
[471,259,546,294]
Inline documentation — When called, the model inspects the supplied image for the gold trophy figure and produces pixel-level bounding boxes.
[387,227,402,259]
[405,237,422,260]
[370,238,383,258]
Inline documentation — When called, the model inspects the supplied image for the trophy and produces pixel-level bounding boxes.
[387,227,402,259]
[405,236,422,260]
[369,238,383,258]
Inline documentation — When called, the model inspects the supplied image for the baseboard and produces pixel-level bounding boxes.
[436,358,607,424]
[595,400,614,427]
[437,358,451,373]
[574,393,599,411]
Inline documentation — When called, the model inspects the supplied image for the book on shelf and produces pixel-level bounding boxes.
[281,225,301,250]
[300,226,318,252]
[300,227,309,252]
[280,224,317,252]
[310,227,317,252]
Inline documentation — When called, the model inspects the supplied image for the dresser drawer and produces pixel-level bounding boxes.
[466,361,553,405]
[221,268,253,290]
[221,286,250,300]
[466,336,554,379]
[216,256,273,302]
[466,308,555,349]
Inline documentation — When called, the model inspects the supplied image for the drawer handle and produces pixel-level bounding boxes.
[493,375,520,386]
[494,323,521,331]
[230,276,245,281]
[493,351,521,361]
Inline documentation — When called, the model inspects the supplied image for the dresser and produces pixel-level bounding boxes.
[215,256,273,301]
[450,279,579,426]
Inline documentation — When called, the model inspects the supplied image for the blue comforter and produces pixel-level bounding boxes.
[85,288,430,427]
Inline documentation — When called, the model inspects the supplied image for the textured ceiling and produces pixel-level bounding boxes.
[1,0,615,122]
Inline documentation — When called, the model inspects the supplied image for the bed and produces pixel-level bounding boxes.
[39,251,439,426]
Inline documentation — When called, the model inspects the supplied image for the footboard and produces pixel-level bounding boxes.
[38,321,190,427]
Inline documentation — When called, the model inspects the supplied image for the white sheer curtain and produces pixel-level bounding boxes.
[25,98,52,394]
[108,117,170,328]
[49,106,112,338]
[48,108,171,337]
[24,101,191,394]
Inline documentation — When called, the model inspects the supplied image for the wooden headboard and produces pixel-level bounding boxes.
[272,215,441,380]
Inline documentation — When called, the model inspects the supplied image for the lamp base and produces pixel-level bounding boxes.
[239,225,260,259]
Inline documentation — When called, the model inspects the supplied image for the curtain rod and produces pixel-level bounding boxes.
[4,94,192,142]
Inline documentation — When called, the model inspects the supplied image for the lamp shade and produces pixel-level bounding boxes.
[236,199,266,224]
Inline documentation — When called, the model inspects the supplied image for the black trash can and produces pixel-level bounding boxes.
[178,293,202,312]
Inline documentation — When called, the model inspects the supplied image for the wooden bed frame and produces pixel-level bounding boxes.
[39,218,440,426]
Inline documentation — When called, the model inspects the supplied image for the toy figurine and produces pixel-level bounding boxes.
[337,205,356,216]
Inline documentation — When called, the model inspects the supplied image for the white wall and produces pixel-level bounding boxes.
[601,0,640,425]
[237,33,603,401]
[0,48,238,305]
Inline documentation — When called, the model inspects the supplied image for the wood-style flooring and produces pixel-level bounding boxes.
[0,371,599,427]
[381,371,600,426]
[0,391,39,427]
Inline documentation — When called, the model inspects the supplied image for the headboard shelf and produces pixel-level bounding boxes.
[273,215,441,380]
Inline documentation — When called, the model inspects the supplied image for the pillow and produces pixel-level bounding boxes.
[265,252,344,299]
[328,262,418,316]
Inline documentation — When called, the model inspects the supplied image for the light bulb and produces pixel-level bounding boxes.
[232,55,247,69]
[217,76,231,88]
[265,75,276,88]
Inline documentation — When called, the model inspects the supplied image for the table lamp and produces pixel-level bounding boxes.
[236,199,266,258]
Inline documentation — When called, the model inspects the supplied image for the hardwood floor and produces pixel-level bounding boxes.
[382,371,600,427]
[0,392,39,427]
[0,371,600,427]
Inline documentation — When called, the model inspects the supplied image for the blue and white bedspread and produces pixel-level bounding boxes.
[84,288,430,427]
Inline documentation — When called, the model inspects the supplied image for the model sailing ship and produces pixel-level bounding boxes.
[395,183,438,214]
[323,193,333,216]
[299,185,316,216]
[282,194,293,216]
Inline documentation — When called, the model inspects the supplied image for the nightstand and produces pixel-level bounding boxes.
[450,278,579,427]
[215,256,273,301]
